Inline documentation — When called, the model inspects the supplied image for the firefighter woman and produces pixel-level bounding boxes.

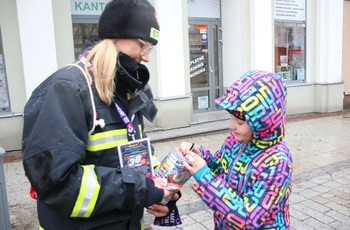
[22,0,177,229]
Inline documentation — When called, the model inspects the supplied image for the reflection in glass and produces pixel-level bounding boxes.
[274,22,306,81]
[0,30,11,113]
[72,23,99,59]
[189,24,209,88]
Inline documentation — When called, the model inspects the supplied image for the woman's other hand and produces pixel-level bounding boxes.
[146,193,180,217]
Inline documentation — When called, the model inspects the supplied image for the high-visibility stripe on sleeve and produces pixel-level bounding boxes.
[86,129,128,151]
[71,165,100,218]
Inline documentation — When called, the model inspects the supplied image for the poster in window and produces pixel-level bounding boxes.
[297,68,305,80]
[280,55,288,67]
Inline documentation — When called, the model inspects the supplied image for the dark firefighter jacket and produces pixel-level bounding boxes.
[22,62,160,230]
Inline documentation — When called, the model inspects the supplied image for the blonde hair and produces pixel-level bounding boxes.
[83,39,118,105]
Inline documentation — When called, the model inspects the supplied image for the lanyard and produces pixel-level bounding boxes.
[79,56,136,140]
[112,99,136,141]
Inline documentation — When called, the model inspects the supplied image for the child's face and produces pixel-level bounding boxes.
[229,115,253,143]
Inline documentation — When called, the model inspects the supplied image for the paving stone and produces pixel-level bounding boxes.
[320,193,335,199]
[303,217,335,230]
[188,210,213,223]
[290,217,314,230]
[325,202,350,216]
[309,174,332,184]
[328,220,350,229]
[325,210,350,226]
[323,180,343,189]
[302,199,331,213]
[180,215,196,226]
[310,184,332,193]
[289,193,306,203]
[297,181,318,189]
[290,183,306,193]
[290,207,310,221]
[294,204,334,224]
[333,177,350,185]
[310,195,331,205]
[201,218,215,229]
[301,188,321,199]
[182,223,208,230]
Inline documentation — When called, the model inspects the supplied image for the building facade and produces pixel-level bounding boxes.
[0,0,348,151]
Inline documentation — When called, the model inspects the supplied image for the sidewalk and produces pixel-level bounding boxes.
[3,110,350,229]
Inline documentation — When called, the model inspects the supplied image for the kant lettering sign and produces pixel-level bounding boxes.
[71,0,110,15]
[274,0,305,21]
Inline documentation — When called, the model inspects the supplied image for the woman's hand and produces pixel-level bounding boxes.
[152,177,172,197]
[182,150,206,174]
[146,193,180,217]
[147,204,169,217]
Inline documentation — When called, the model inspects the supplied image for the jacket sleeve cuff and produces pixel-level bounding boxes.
[193,165,210,181]
[144,177,164,208]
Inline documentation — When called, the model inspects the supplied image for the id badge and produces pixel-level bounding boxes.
[117,138,154,177]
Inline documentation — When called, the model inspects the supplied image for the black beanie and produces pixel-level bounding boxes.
[98,0,160,45]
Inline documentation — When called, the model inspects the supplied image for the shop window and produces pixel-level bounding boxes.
[72,23,98,59]
[0,29,11,113]
[274,22,306,81]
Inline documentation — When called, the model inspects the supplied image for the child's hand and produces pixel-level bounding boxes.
[180,142,201,155]
[182,150,206,174]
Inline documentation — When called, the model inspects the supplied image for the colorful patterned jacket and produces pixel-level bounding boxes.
[193,70,293,229]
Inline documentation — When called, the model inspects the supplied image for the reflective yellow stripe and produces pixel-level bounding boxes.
[71,165,100,218]
[39,226,44,230]
[87,125,143,151]
[138,125,143,138]
[87,129,128,151]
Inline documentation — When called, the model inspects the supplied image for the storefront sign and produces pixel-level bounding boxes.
[71,0,110,15]
[274,0,305,21]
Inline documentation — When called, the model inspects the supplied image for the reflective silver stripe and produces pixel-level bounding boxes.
[78,165,94,217]
[71,165,100,218]
[86,129,128,151]
[88,134,126,146]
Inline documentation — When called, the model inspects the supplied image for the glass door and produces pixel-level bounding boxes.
[189,20,222,113]
[0,29,11,113]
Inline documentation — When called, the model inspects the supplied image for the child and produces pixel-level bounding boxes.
[181,70,292,229]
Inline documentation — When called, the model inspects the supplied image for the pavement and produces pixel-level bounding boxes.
[2,110,350,230]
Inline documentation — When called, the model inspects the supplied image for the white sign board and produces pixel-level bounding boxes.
[71,0,110,15]
[274,0,306,21]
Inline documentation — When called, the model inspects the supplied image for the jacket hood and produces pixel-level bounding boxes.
[215,70,287,150]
